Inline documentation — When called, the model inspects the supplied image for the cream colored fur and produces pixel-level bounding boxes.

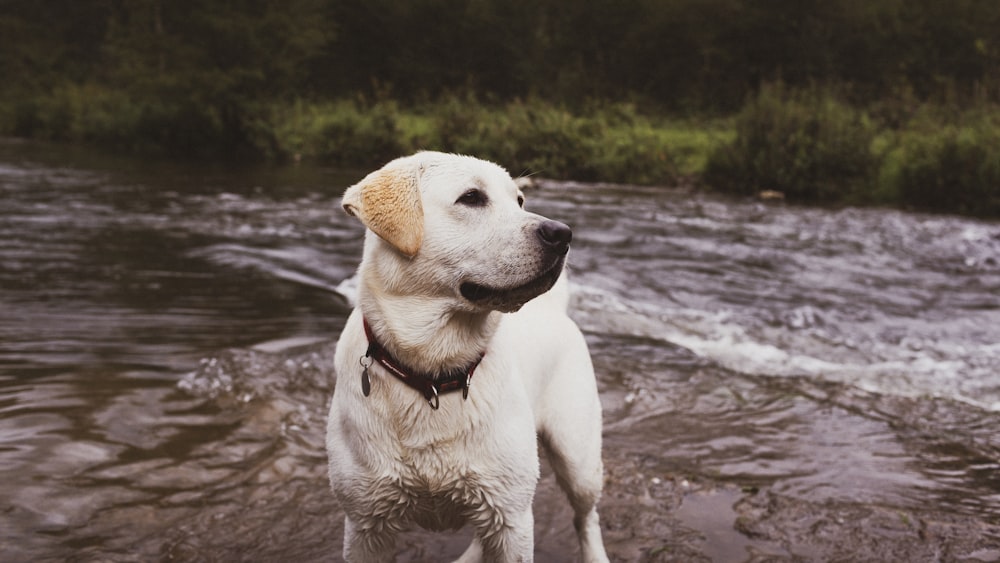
[326,152,609,562]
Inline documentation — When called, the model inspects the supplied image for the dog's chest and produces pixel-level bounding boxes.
[392,473,477,531]
[363,453,504,532]
[343,416,539,533]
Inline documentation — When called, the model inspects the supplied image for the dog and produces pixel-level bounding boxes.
[326,152,609,562]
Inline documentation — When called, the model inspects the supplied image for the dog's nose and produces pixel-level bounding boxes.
[537,220,572,255]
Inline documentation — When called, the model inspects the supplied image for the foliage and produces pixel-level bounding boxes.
[320,0,1000,110]
[7,82,270,157]
[704,84,877,202]
[269,100,406,167]
[264,97,688,185]
[4,0,1000,112]
[876,111,1000,216]
[3,1,1000,215]
[704,89,1000,215]
[2,0,331,157]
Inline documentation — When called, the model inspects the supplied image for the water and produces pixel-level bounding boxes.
[2,139,999,560]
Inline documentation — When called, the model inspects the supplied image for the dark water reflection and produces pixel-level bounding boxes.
[2,140,999,560]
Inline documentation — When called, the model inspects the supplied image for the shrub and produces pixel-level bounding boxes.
[414,98,679,184]
[504,103,600,179]
[5,83,267,157]
[268,99,408,167]
[579,120,678,185]
[877,113,1000,216]
[313,102,406,168]
[705,84,877,202]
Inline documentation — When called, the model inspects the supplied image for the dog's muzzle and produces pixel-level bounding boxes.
[459,220,571,312]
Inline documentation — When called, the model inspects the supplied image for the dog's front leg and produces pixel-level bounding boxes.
[342,516,397,563]
[470,505,534,563]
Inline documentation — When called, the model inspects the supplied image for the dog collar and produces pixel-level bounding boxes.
[360,318,485,410]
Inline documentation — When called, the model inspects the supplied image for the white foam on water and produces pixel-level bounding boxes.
[569,282,1000,412]
[190,243,351,296]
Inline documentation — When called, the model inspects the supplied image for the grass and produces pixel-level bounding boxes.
[3,83,1000,217]
[263,96,719,185]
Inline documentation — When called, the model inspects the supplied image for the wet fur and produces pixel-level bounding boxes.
[326,152,609,562]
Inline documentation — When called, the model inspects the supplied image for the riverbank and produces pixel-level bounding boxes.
[4,87,1000,217]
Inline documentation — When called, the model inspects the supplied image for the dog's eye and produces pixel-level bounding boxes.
[517,195,525,208]
[456,189,488,207]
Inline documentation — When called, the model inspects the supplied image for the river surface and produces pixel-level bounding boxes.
[2,139,999,561]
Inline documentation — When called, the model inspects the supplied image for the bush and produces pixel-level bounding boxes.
[502,102,602,180]
[269,99,407,167]
[314,103,406,168]
[705,84,877,202]
[4,83,266,157]
[413,97,680,184]
[877,112,1000,216]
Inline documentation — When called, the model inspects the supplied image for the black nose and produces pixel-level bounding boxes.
[537,220,572,255]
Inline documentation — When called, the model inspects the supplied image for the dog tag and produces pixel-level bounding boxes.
[359,354,373,397]
[361,366,371,397]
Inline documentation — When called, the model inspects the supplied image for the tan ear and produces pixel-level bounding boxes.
[342,163,424,257]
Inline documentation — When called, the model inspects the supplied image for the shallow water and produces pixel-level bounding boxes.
[2,140,999,560]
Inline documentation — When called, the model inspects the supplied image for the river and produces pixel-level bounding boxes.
[2,139,999,561]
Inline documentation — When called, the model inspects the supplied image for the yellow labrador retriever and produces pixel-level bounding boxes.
[326,152,608,562]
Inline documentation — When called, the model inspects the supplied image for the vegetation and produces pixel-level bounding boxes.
[705,85,878,203]
[2,0,1000,215]
[259,96,721,184]
[705,87,1000,215]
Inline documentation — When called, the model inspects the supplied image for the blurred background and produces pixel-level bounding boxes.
[2,0,1000,214]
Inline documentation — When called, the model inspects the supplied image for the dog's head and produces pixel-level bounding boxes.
[342,152,570,313]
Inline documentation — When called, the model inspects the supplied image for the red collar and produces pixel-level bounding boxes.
[361,318,485,410]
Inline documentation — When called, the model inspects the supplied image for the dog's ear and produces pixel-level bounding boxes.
[342,162,424,257]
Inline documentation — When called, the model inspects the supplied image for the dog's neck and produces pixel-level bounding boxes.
[358,268,499,376]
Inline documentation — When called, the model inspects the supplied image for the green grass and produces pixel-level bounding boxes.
[4,83,1000,217]
[263,96,722,185]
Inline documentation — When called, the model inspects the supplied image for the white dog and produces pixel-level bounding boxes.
[326,152,609,562]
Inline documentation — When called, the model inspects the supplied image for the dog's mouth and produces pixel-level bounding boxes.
[460,256,565,312]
